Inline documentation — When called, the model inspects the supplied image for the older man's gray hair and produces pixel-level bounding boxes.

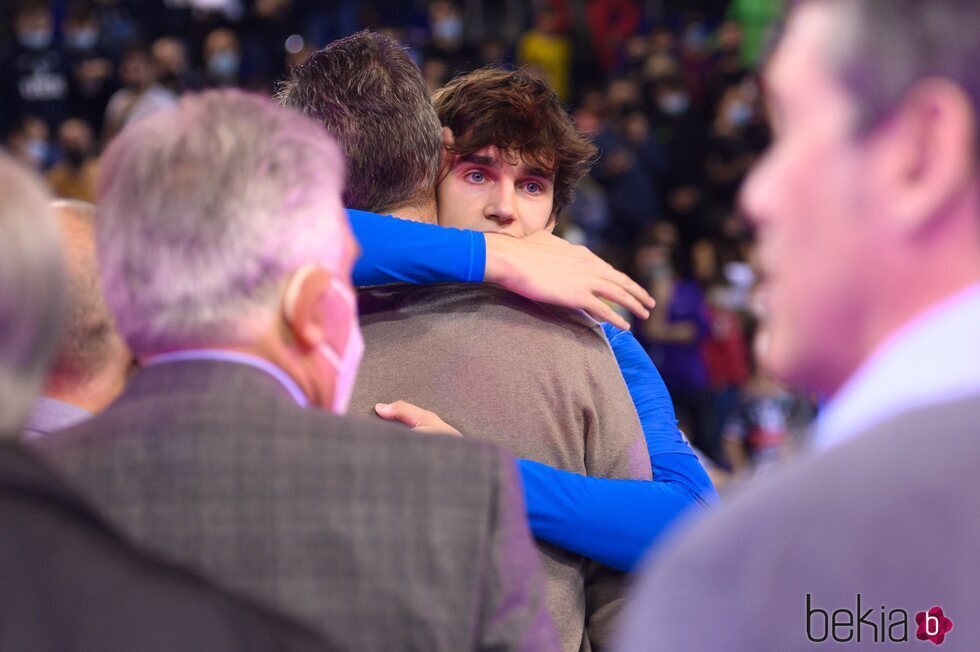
[276,31,442,215]
[97,89,347,356]
[0,155,65,436]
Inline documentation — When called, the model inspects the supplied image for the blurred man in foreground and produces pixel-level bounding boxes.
[29,90,557,651]
[23,200,132,439]
[617,0,980,649]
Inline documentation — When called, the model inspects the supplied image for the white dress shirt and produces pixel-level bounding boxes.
[814,281,980,451]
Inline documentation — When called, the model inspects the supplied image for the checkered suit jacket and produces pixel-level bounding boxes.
[29,360,558,651]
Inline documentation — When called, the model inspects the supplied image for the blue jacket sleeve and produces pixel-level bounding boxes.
[348,209,486,286]
[518,323,720,572]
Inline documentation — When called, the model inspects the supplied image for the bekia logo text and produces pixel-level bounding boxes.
[806,594,953,645]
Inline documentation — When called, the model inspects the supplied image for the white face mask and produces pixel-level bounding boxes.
[284,265,363,414]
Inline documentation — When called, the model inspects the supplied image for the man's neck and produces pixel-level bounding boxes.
[43,368,127,415]
[381,196,438,224]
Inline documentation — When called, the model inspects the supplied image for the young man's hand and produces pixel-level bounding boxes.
[484,231,654,330]
[374,401,462,437]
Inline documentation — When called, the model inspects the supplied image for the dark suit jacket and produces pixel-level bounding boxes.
[0,442,329,651]
[615,394,980,651]
[28,360,558,651]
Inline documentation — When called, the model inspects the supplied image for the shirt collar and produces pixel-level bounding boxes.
[814,281,980,451]
[142,349,310,408]
[22,396,93,439]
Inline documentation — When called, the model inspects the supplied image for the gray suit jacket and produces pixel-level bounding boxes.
[615,394,980,651]
[29,360,559,652]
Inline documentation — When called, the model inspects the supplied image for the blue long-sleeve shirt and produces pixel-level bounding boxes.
[347,208,719,571]
[350,209,485,285]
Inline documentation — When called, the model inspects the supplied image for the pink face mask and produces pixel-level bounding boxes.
[284,265,364,414]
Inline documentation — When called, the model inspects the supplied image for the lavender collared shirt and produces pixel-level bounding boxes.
[143,349,310,408]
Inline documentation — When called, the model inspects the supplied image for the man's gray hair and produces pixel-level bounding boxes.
[791,0,979,149]
[276,30,442,214]
[97,89,347,356]
[47,200,125,389]
[0,155,65,437]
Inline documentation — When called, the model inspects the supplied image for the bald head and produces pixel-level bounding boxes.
[45,200,131,411]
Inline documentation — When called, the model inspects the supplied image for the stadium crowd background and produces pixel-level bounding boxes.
[0,0,809,486]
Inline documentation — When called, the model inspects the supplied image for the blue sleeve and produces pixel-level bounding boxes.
[518,323,719,572]
[348,209,486,286]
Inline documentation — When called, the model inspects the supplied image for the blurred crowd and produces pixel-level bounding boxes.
[0,0,808,480]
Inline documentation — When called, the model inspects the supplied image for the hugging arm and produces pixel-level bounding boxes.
[519,323,718,572]
[378,320,719,571]
[347,209,652,329]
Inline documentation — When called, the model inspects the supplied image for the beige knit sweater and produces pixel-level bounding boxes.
[349,283,651,652]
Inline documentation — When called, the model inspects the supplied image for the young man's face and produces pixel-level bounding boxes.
[436,145,555,238]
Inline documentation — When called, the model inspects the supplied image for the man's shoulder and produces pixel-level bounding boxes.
[623,394,980,649]
[653,393,980,562]
[358,282,605,343]
[31,386,509,496]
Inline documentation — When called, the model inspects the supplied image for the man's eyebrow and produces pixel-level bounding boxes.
[522,165,554,180]
[459,153,498,168]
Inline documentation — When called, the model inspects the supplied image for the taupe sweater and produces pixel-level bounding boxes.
[350,283,651,652]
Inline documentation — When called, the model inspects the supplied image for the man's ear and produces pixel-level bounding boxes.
[874,78,977,236]
[281,264,333,350]
[546,210,558,234]
[439,126,457,180]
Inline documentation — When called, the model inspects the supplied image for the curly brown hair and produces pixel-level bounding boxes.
[432,67,597,216]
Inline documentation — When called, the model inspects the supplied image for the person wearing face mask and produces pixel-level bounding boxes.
[704,83,762,226]
[422,0,477,78]
[64,4,115,133]
[0,1,71,136]
[650,75,709,242]
[28,89,559,652]
[3,114,52,171]
[202,28,243,87]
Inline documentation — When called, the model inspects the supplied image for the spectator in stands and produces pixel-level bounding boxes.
[704,82,759,225]
[516,7,572,101]
[423,0,477,77]
[101,46,177,144]
[0,1,70,134]
[23,200,132,439]
[203,28,243,88]
[641,237,713,459]
[152,36,203,95]
[46,119,99,201]
[64,1,115,134]
[3,113,52,171]
[649,74,709,243]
